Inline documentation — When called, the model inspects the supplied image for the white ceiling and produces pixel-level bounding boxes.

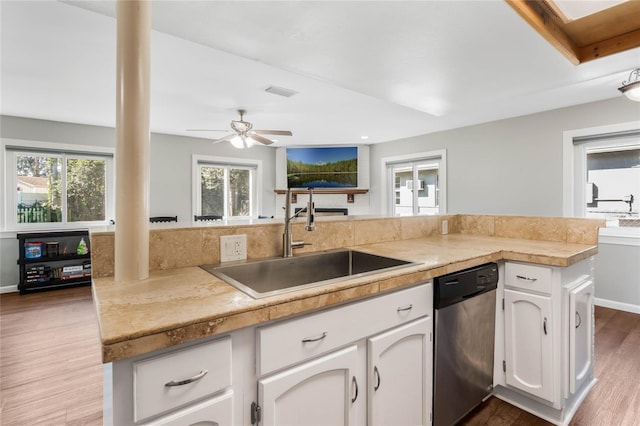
[2,0,639,147]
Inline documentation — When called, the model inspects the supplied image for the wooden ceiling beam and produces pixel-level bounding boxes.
[506,0,580,65]
[578,28,640,63]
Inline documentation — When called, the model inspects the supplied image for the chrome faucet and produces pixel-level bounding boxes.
[283,188,315,257]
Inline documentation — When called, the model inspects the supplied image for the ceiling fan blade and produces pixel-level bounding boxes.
[249,134,274,145]
[252,129,293,136]
[212,133,236,144]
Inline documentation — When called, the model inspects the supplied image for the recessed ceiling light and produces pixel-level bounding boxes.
[361,136,369,140]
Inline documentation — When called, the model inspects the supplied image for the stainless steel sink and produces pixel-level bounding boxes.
[201,250,417,299]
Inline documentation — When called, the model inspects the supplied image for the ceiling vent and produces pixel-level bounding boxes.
[265,85,298,98]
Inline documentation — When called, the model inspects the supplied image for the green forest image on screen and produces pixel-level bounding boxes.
[286,147,358,188]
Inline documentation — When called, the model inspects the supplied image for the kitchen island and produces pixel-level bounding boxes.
[91,214,602,426]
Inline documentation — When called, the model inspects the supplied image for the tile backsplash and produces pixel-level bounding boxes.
[90,214,604,278]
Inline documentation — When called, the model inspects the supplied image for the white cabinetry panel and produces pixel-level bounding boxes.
[258,345,359,426]
[133,336,232,422]
[257,283,430,376]
[569,279,594,394]
[367,316,432,426]
[145,391,233,426]
[504,288,554,402]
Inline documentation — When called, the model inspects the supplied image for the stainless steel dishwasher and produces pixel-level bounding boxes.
[433,263,498,426]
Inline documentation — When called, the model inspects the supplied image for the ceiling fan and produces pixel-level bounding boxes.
[188,109,292,148]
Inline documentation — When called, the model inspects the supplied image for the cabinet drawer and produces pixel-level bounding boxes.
[134,336,232,423]
[144,391,233,426]
[505,262,552,294]
[257,282,431,376]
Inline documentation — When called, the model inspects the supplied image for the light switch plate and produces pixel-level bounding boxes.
[442,220,448,235]
[220,234,247,262]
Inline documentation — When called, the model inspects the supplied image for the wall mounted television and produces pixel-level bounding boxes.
[286,146,358,188]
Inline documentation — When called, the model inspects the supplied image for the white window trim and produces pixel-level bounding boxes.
[562,121,640,244]
[380,149,447,216]
[192,154,262,221]
[2,138,115,232]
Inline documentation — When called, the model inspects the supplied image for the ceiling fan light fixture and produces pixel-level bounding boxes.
[230,135,245,149]
[618,68,640,101]
[229,135,256,149]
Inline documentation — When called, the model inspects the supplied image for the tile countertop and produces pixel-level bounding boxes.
[92,234,598,363]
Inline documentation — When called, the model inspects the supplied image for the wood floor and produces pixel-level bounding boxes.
[1,286,639,426]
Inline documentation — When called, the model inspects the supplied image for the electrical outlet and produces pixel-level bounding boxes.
[442,220,448,235]
[220,234,247,262]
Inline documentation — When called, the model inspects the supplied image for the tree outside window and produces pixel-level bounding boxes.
[16,153,107,224]
[199,164,254,218]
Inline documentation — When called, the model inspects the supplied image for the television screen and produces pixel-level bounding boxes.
[286,147,358,188]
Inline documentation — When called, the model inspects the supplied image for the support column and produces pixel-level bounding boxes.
[115,0,150,281]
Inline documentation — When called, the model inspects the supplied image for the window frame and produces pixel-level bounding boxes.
[562,121,640,243]
[380,149,447,216]
[192,154,262,221]
[2,138,115,231]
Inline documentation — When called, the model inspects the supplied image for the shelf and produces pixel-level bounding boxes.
[20,278,91,294]
[274,188,368,203]
[17,229,91,295]
[18,253,90,265]
[16,229,90,239]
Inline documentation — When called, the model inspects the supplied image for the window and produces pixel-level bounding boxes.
[564,123,640,234]
[193,155,261,220]
[382,150,446,216]
[3,140,114,230]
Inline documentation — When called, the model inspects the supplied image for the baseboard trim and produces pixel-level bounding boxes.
[1,284,18,294]
[595,298,640,314]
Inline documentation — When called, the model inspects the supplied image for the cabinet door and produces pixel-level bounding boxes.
[258,345,359,426]
[368,317,432,426]
[569,279,594,394]
[146,391,233,426]
[504,289,554,402]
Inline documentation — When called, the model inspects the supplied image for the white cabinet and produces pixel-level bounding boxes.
[134,336,232,422]
[568,279,594,395]
[494,259,597,426]
[367,316,432,426]
[107,334,241,426]
[254,282,433,426]
[258,345,359,426]
[106,283,433,426]
[147,391,233,426]
[504,288,554,402]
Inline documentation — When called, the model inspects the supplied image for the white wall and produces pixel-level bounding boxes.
[0,115,277,291]
[370,97,640,216]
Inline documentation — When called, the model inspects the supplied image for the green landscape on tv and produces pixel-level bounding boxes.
[286,147,358,188]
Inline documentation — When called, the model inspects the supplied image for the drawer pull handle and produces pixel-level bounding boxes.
[351,376,359,403]
[164,369,208,387]
[397,304,413,312]
[543,317,548,335]
[516,275,538,282]
[374,366,381,391]
[302,331,328,343]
